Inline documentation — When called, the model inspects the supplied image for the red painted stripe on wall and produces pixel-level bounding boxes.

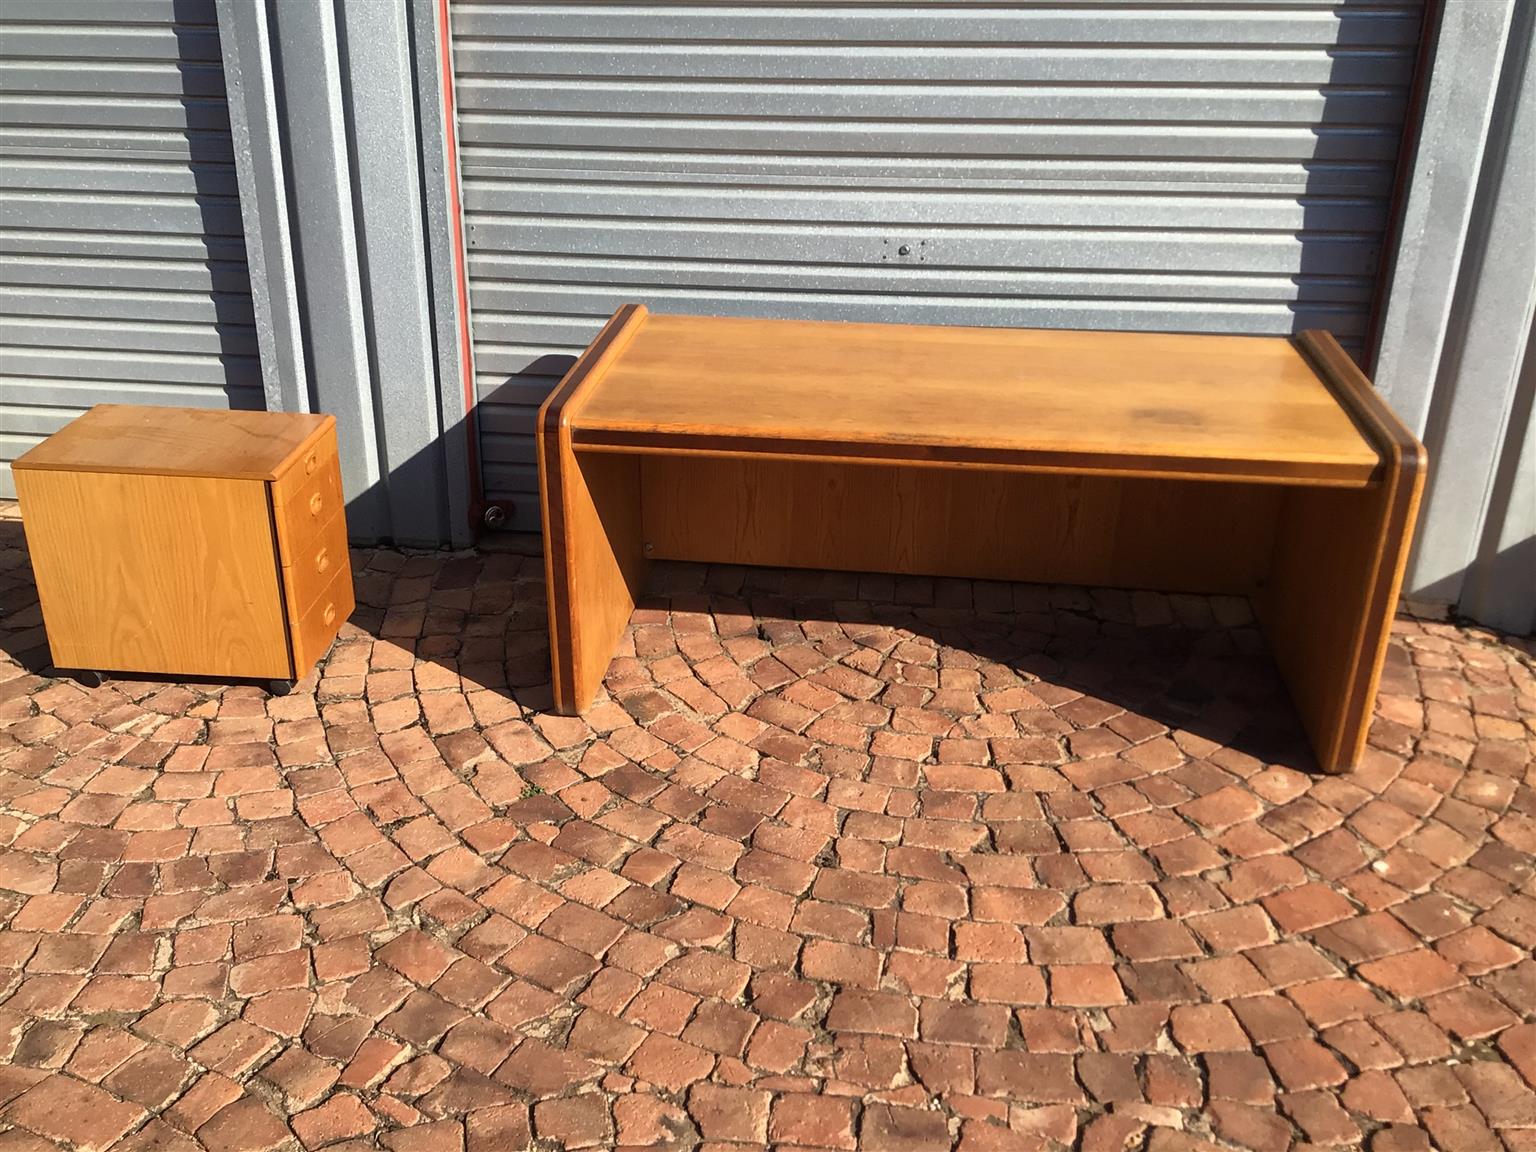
[438,0,482,511]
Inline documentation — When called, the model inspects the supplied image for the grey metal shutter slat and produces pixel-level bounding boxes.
[454,44,1414,86]
[0,193,245,236]
[468,219,1382,278]
[0,316,257,357]
[0,94,233,132]
[457,82,1411,129]
[463,120,1401,162]
[465,183,1393,231]
[0,229,248,263]
[451,0,1425,531]
[1,349,260,388]
[468,254,1376,305]
[0,0,260,498]
[0,0,198,21]
[0,285,255,327]
[0,62,229,98]
[0,254,251,295]
[0,26,223,63]
[452,5,1423,44]
[0,158,241,197]
[459,151,1397,197]
[0,127,235,162]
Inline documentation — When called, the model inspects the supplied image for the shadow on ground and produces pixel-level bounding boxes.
[3,513,1319,771]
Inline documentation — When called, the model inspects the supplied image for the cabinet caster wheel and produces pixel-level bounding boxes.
[268,679,294,697]
[75,670,106,689]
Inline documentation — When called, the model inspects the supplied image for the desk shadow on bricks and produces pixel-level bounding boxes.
[3,509,1317,774]
[342,543,1321,778]
[623,559,1319,777]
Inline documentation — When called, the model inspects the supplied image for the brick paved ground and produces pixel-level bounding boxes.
[0,510,1533,1152]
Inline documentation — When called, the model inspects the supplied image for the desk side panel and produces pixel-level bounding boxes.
[1257,487,1391,771]
[14,469,292,678]
[538,305,651,713]
[1259,332,1427,773]
[541,449,646,712]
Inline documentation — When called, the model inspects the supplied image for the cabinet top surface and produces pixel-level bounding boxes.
[569,312,1384,483]
[13,406,335,481]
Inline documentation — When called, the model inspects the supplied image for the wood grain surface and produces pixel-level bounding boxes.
[539,305,651,712]
[275,436,354,678]
[572,313,1381,486]
[272,429,344,565]
[289,564,356,675]
[14,405,334,481]
[15,469,292,678]
[279,508,350,623]
[1256,330,1427,772]
[642,457,1281,594]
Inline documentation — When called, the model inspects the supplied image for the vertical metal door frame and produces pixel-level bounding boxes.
[409,0,480,547]
[215,0,309,416]
[1373,0,1536,631]
[214,0,477,547]
[1373,0,1515,431]
[271,0,386,538]
[343,0,456,546]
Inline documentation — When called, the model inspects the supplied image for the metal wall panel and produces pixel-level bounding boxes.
[0,0,260,498]
[211,0,476,547]
[1378,0,1535,635]
[450,0,1426,529]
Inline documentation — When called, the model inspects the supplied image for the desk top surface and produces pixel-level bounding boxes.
[565,309,1385,485]
[14,406,334,481]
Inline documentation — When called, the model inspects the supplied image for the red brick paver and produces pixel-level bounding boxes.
[1,515,1533,1151]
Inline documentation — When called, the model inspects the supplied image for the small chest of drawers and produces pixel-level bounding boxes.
[13,405,354,692]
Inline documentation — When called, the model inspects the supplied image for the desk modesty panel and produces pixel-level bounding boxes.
[539,306,1424,773]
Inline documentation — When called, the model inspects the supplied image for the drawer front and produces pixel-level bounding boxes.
[273,425,338,504]
[279,507,350,619]
[290,564,355,674]
[272,431,343,560]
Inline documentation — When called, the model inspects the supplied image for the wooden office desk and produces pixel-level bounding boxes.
[538,306,1425,773]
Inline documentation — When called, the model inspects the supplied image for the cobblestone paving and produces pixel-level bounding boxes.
[0,516,1533,1152]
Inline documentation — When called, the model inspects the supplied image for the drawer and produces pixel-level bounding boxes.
[280,506,349,619]
[271,431,343,560]
[290,563,356,673]
[273,424,337,504]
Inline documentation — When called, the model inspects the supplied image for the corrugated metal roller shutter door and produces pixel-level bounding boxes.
[451,0,1424,530]
[0,0,261,498]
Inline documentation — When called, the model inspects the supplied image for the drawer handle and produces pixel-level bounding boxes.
[308,492,324,517]
[304,452,319,475]
[322,602,336,625]
[315,547,330,575]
